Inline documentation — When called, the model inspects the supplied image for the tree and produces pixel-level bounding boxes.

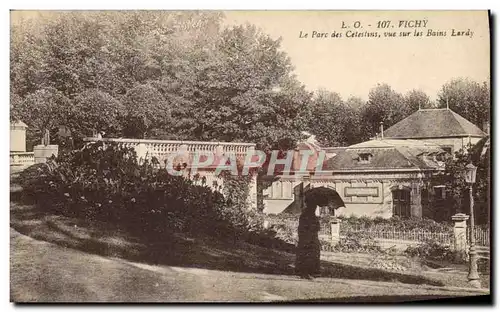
[403,89,433,112]
[345,96,365,111]
[13,87,71,149]
[11,11,224,100]
[308,90,362,147]
[432,144,490,224]
[123,83,171,139]
[69,89,125,140]
[10,92,23,122]
[437,78,490,130]
[11,12,314,162]
[360,83,408,139]
[343,96,365,145]
[10,14,48,98]
[171,24,312,152]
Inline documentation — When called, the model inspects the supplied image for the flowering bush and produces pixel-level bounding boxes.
[19,142,263,241]
[339,215,453,233]
[333,231,384,254]
[404,239,463,263]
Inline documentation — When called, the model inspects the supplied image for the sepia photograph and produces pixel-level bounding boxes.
[9,9,491,303]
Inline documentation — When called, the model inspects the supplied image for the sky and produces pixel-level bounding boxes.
[223,11,490,101]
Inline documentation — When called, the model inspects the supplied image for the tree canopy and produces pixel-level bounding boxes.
[307,90,361,147]
[404,89,434,112]
[10,12,490,154]
[11,12,310,152]
[432,143,490,224]
[437,77,490,130]
[359,83,409,139]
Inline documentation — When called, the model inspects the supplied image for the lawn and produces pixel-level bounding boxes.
[11,227,489,302]
[10,198,490,291]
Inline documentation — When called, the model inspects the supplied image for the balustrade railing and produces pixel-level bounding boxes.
[84,138,255,157]
[83,137,257,170]
[10,152,35,167]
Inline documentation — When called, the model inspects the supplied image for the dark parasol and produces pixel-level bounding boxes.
[304,186,346,212]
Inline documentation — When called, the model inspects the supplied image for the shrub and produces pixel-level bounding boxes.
[270,222,298,245]
[339,215,453,233]
[333,231,383,254]
[404,239,463,263]
[217,173,262,237]
[19,141,264,242]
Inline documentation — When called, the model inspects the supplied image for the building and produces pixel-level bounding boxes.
[383,108,486,154]
[263,108,487,220]
[10,121,28,152]
[10,121,35,169]
[263,138,447,218]
[319,139,447,219]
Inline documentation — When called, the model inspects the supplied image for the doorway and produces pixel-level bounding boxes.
[392,188,411,218]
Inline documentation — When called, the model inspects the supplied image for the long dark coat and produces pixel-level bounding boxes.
[295,208,321,277]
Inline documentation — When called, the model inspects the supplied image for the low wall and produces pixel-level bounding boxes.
[10,152,35,168]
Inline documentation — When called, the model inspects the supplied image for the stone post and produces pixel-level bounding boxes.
[135,143,148,163]
[215,144,224,156]
[247,173,258,210]
[330,217,341,246]
[452,213,469,262]
[33,145,59,164]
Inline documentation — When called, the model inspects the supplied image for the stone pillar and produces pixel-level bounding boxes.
[411,182,423,218]
[135,143,148,163]
[452,213,469,262]
[248,173,258,210]
[330,217,341,245]
[10,121,27,152]
[215,144,224,156]
[263,220,270,229]
[33,145,59,164]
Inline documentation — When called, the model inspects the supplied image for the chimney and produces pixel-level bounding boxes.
[379,122,384,139]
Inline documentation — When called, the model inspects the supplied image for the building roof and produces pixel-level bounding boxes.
[323,139,446,171]
[383,108,486,139]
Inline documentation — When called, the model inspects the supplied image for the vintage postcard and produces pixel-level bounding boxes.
[9,10,491,303]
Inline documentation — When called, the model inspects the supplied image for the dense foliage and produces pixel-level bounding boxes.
[437,78,490,130]
[338,215,453,233]
[431,143,490,224]
[307,90,363,147]
[11,12,489,153]
[329,232,383,254]
[11,12,311,154]
[19,142,269,242]
[404,239,462,263]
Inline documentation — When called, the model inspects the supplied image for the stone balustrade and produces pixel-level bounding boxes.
[10,152,35,167]
[83,138,256,161]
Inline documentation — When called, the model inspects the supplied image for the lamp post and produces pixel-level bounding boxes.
[463,163,481,288]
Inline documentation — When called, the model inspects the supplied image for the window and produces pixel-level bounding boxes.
[434,186,446,200]
[358,153,373,164]
[442,147,453,155]
[265,180,294,199]
[421,188,429,204]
